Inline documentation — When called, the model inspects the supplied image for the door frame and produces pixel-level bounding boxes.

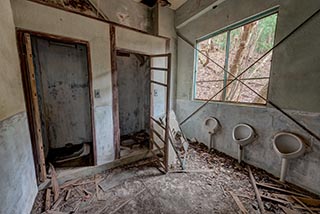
[109,25,171,171]
[16,29,97,183]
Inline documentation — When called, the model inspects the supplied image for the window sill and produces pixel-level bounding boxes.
[192,98,267,109]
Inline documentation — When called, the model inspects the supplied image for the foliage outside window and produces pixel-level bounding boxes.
[195,12,278,104]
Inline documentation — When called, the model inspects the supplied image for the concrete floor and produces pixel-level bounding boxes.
[32,143,320,214]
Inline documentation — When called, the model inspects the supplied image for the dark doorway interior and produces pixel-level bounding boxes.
[116,51,150,157]
[31,36,93,167]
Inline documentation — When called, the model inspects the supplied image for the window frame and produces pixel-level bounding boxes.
[193,6,279,106]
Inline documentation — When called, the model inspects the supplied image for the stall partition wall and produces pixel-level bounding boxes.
[17,31,95,182]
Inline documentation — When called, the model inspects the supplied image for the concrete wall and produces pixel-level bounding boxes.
[175,0,320,194]
[0,0,38,213]
[11,0,114,164]
[11,0,168,164]
[117,54,150,136]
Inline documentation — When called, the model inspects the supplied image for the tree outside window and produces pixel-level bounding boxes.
[195,12,278,105]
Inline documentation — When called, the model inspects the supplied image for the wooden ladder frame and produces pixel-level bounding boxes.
[149,53,171,172]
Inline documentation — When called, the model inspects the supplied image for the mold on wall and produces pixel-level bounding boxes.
[11,0,168,165]
[32,37,92,149]
[117,54,150,136]
[0,0,38,213]
[11,0,114,165]
[175,0,320,194]
[0,113,38,214]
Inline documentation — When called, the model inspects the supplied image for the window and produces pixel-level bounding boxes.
[194,11,278,105]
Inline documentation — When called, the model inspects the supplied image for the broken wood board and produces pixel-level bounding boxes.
[60,178,81,189]
[45,189,51,211]
[229,191,247,214]
[256,182,310,197]
[279,205,300,214]
[294,196,320,207]
[292,196,314,214]
[98,169,137,192]
[247,166,265,214]
[49,163,60,202]
[261,195,290,205]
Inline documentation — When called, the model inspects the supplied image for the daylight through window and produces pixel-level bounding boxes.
[195,12,278,104]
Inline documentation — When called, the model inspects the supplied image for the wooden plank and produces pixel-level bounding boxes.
[45,188,51,211]
[149,150,166,170]
[164,54,171,172]
[150,67,168,71]
[149,138,164,156]
[261,195,290,205]
[85,42,98,166]
[256,182,311,197]
[229,191,248,214]
[64,189,71,201]
[51,197,63,211]
[110,25,121,159]
[49,163,60,202]
[60,178,81,189]
[247,166,265,214]
[293,206,320,211]
[292,196,314,214]
[294,196,320,207]
[24,33,47,182]
[150,128,166,144]
[279,205,300,214]
[150,116,165,130]
[151,80,168,87]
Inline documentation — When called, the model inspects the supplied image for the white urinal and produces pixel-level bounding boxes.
[232,124,256,163]
[203,117,220,150]
[273,132,305,182]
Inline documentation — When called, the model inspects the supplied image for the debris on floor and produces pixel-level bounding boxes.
[32,142,320,214]
[120,130,149,157]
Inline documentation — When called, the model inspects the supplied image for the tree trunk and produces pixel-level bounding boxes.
[226,22,257,101]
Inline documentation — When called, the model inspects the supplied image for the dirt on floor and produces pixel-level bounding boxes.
[32,142,320,214]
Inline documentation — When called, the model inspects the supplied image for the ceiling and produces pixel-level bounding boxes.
[169,0,187,10]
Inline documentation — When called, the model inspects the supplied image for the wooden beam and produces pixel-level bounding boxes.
[260,195,290,205]
[110,25,120,159]
[45,188,51,211]
[292,196,314,214]
[24,33,47,182]
[256,182,311,197]
[229,191,248,214]
[247,166,265,214]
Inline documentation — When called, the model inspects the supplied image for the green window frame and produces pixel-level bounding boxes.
[194,7,279,105]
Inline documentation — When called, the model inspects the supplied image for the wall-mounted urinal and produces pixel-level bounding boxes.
[232,123,256,163]
[273,132,305,182]
[203,117,220,150]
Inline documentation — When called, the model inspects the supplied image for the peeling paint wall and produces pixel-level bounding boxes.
[11,0,114,165]
[176,0,320,194]
[91,0,154,33]
[10,0,168,166]
[0,0,38,213]
[32,37,93,149]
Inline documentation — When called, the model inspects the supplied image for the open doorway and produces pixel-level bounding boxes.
[116,50,151,157]
[17,31,95,183]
